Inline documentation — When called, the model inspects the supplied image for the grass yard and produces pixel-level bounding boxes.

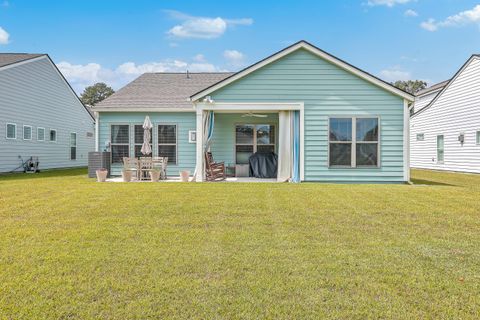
[0,169,479,319]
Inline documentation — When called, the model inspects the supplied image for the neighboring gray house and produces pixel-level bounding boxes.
[411,54,480,173]
[0,53,95,173]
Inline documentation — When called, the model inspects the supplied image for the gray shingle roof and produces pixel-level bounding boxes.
[95,72,235,109]
[416,80,450,97]
[0,53,46,68]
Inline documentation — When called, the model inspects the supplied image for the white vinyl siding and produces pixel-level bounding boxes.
[411,56,480,173]
[0,57,94,172]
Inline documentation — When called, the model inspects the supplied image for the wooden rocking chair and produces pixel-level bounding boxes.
[205,152,226,182]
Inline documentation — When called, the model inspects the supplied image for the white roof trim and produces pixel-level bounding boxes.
[190,41,414,102]
[412,55,480,118]
[93,107,195,112]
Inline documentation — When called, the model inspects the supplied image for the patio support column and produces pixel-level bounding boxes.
[195,107,204,182]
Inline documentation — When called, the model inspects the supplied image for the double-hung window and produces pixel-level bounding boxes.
[111,125,129,164]
[134,124,152,158]
[23,125,32,140]
[49,129,57,142]
[37,127,45,141]
[6,123,16,139]
[476,131,480,145]
[235,124,276,164]
[329,117,379,168]
[437,135,444,163]
[70,132,77,160]
[158,124,177,164]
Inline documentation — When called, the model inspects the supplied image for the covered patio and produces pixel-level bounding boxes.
[194,102,304,183]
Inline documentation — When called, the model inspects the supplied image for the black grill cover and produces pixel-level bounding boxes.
[249,152,278,178]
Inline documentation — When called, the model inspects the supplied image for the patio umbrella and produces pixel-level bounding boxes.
[141,116,153,155]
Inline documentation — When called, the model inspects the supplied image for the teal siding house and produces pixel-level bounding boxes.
[93,41,414,182]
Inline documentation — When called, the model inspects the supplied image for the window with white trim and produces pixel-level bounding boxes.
[70,132,77,160]
[111,125,129,164]
[235,124,275,164]
[23,125,32,140]
[134,124,152,158]
[329,117,379,168]
[49,129,57,142]
[477,131,480,145]
[437,135,444,163]
[37,127,45,141]
[158,124,177,164]
[6,123,16,139]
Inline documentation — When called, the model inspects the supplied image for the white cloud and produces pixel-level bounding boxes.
[165,10,253,39]
[379,66,411,82]
[421,4,480,32]
[0,27,9,44]
[223,49,245,67]
[367,0,414,7]
[404,9,418,17]
[57,57,223,93]
[193,54,206,62]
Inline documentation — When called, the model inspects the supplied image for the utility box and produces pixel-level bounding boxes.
[88,152,111,178]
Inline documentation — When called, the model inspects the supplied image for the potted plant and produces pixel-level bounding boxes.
[96,168,108,182]
[180,170,190,182]
[149,168,161,182]
[121,163,132,182]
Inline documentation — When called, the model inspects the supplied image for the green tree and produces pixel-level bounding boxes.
[392,80,427,95]
[80,82,115,106]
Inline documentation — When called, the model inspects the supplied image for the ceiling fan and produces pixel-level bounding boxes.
[242,111,268,118]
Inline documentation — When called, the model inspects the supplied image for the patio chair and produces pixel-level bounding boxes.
[205,152,226,182]
[139,157,153,181]
[123,157,139,181]
[152,157,168,180]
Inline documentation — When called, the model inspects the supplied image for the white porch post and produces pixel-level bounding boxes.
[95,111,99,152]
[195,107,204,182]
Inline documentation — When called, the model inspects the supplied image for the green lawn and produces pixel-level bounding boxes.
[0,169,479,319]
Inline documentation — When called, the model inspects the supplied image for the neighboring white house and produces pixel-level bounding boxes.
[0,54,95,173]
[410,55,480,174]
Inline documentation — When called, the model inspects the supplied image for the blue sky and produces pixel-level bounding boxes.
[1,0,479,92]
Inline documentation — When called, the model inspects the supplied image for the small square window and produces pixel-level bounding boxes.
[416,133,425,141]
[188,130,196,143]
[37,128,45,141]
[23,125,32,140]
[6,123,16,139]
[49,129,57,142]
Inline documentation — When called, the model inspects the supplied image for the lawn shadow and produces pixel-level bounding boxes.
[410,178,456,187]
[0,168,87,181]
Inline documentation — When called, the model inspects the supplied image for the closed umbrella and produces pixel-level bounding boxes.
[141,116,153,155]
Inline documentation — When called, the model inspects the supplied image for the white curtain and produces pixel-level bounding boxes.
[277,111,293,182]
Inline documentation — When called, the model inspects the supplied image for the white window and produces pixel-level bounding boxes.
[6,123,16,139]
[23,125,32,140]
[235,124,276,164]
[158,124,177,164]
[437,135,444,163]
[37,127,45,141]
[49,129,57,142]
[134,124,152,158]
[477,131,480,145]
[188,130,197,143]
[416,133,425,141]
[70,132,77,160]
[111,125,129,164]
[329,117,379,168]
